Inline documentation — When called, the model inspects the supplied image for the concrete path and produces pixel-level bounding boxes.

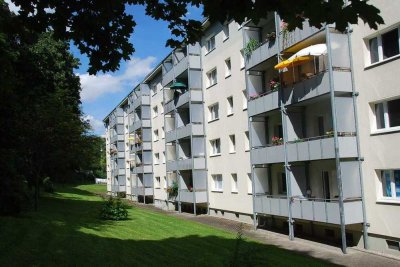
[129,201,400,267]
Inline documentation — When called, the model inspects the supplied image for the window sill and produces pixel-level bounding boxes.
[155,187,161,189]
[231,191,238,194]
[371,127,400,136]
[205,47,216,56]
[225,74,231,79]
[206,82,218,89]
[227,113,234,117]
[229,151,236,154]
[154,140,159,142]
[376,199,400,205]
[223,36,229,42]
[242,107,248,111]
[240,66,245,71]
[210,153,221,158]
[245,149,250,152]
[365,54,400,70]
[208,118,219,123]
[211,190,223,193]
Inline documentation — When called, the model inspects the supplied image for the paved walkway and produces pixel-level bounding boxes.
[128,201,400,267]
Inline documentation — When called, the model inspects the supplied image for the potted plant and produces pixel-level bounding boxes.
[166,181,179,199]
[272,136,283,145]
[269,77,280,91]
[244,38,260,57]
[266,31,276,42]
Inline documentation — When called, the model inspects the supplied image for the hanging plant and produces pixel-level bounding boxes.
[244,38,260,57]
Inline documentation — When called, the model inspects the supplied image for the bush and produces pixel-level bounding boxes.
[100,196,129,220]
[42,177,54,193]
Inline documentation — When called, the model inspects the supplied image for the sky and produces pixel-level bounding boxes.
[73,5,203,135]
[5,1,203,136]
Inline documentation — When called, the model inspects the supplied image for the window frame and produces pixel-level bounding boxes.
[222,23,230,41]
[155,176,161,188]
[208,103,219,122]
[366,26,400,67]
[225,58,232,78]
[153,129,159,141]
[153,105,158,118]
[227,96,234,116]
[212,174,223,192]
[206,68,218,88]
[154,153,160,165]
[206,35,216,54]
[229,134,236,153]
[210,138,221,156]
[231,173,238,193]
[377,169,400,203]
[371,97,400,134]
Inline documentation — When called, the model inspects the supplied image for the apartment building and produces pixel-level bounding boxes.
[104,0,400,255]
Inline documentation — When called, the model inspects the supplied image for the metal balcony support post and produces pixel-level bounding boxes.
[281,104,294,241]
[346,24,369,250]
[326,27,347,254]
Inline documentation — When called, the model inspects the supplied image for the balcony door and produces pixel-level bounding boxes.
[322,171,330,200]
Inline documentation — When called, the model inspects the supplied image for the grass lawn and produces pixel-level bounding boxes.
[0,184,335,267]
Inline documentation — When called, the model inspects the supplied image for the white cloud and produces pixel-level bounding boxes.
[83,114,105,134]
[79,56,156,102]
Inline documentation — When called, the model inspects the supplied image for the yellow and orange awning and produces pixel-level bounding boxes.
[274,56,313,70]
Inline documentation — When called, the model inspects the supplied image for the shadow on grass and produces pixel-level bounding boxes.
[0,185,339,267]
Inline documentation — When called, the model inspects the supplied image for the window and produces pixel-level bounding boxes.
[207,68,217,87]
[209,103,219,121]
[379,170,400,200]
[163,151,166,164]
[242,90,248,110]
[227,96,234,116]
[373,98,400,132]
[247,173,252,194]
[206,36,216,53]
[368,27,400,65]
[244,131,250,151]
[225,58,231,77]
[231,173,238,192]
[240,49,245,69]
[222,23,229,40]
[229,134,236,153]
[161,126,165,139]
[153,129,159,141]
[153,106,158,118]
[212,174,223,191]
[155,176,161,188]
[160,101,164,114]
[151,85,157,96]
[154,153,160,164]
[210,138,221,156]
[163,176,167,189]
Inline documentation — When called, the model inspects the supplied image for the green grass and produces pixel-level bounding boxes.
[0,184,335,267]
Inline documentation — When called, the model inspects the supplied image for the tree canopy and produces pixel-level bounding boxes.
[10,0,383,74]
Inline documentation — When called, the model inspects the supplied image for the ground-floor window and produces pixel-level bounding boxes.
[379,170,400,200]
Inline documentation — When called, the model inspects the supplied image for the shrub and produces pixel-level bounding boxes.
[100,196,129,220]
[42,177,54,193]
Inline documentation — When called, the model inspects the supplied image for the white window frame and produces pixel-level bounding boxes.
[240,49,245,69]
[161,126,165,139]
[210,138,221,156]
[225,58,232,77]
[242,90,248,110]
[209,103,219,122]
[206,68,217,87]
[227,96,234,116]
[247,173,252,194]
[154,153,160,165]
[244,131,250,151]
[155,176,161,188]
[162,151,166,164]
[222,23,230,41]
[153,129,159,141]
[151,85,157,96]
[206,36,216,54]
[366,26,400,66]
[212,174,223,192]
[163,176,167,189]
[231,173,238,193]
[160,101,164,114]
[371,97,400,134]
[153,105,158,118]
[229,134,236,153]
[377,169,400,203]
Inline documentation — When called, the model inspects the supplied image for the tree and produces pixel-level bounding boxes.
[9,0,383,74]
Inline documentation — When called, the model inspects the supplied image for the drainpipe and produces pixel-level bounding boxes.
[326,27,347,254]
[242,23,258,230]
[346,25,369,250]
[276,12,294,241]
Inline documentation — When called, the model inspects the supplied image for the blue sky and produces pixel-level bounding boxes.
[73,5,203,135]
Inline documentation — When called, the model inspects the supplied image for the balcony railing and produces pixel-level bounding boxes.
[166,157,206,171]
[165,123,204,143]
[254,194,363,225]
[162,57,189,87]
[178,189,207,203]
[132,186,154,196]
[246,39,278,70]
[251,133,357,164]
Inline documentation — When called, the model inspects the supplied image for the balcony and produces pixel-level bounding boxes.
[130,119,151,133]
[131,95,150,111]
[254,194,363,225]
[251,134,358,165]
[178,189,207,203]
[162,57,188,87]
[164,89,203,114]
[133,164,153,174]
[248,71,353,117]
[132,186,154,196]
[166,157,206,172]
[280,23,322,51]
[165,123,204,143]
[110,134,124,144]
[246,40,279,70]
[111,184,126,192]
